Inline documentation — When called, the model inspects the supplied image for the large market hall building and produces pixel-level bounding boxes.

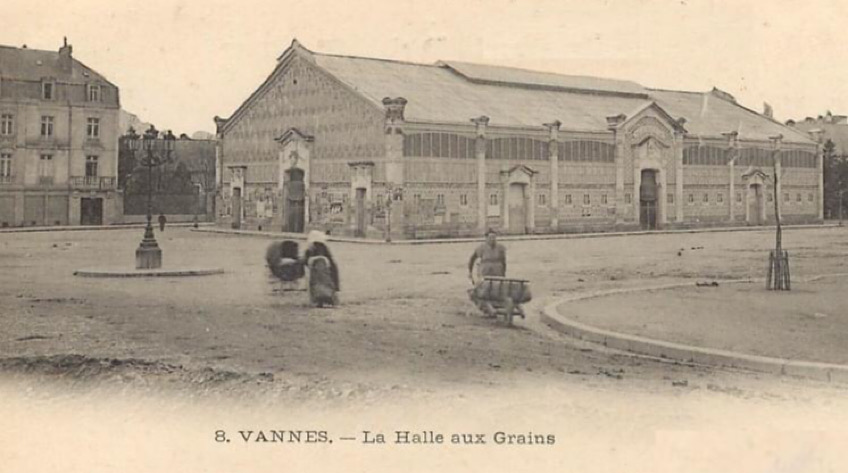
[215,40,822,239]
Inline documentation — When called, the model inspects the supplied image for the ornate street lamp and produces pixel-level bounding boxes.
[125,125,176,269]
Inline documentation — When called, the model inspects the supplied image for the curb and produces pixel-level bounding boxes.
[73,268,225,278]
[192,223,842,245]
[0,223,215,234]
[541,277,848,383]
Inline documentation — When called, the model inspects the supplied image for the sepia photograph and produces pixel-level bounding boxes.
[2,0,848,471]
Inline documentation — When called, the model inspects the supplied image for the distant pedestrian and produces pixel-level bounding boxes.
[158,214,166,232]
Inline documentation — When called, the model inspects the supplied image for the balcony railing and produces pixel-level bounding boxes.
[0,175,14,184]
[71,176,116,190]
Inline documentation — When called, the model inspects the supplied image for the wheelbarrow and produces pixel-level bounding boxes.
[468,276,532,326]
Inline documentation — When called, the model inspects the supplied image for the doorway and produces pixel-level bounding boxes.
[640,169,658,230]
[354,188,366,237]
[232,187,242,229]
[508,183,527,234]
[80,197,102,226]
[285,168,305,233]
[748,184,764,225]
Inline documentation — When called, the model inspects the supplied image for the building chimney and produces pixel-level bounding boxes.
[58,37,73,72]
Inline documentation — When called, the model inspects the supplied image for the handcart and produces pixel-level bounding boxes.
[468,275,532,326]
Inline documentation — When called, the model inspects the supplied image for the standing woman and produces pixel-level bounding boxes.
[304,230,340,307]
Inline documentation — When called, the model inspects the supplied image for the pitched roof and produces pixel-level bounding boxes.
[789,119,848,155]
[224,40,814,145]
[314,53,649,132]
[437,60,649,97]
[0,44,113,85]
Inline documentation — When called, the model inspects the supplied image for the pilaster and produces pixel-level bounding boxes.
[472,116,489,233]
[723,131,739,223]
[544,120,561,230]
[808,129,825,220]
[770,134,784,221]
[606,114,626,224]
[674,129,685,223]
[382,97,407,239]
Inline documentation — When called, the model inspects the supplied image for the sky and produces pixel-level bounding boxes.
[4,0,848,135]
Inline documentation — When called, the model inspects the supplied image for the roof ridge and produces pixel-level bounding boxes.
[315,51,437,68]
[0,44,57,54]
[648,87,705,95]
[443,59,632,82]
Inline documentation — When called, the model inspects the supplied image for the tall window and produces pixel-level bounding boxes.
[85,156,98,178]
[565,194,572,205]
[39,154,53,183]
[88,84,101,102]
[583,194,590,205]
[601,194,608,205]
[489,194,498,206]
[717,193,724,203]
[1,114,13,135]
[86,118,100,139]
[40,116,54,137]
[459,194,468,206]
[667,193,674,204]
[42,82,54,100]
[436,194,445,206]
[0,153,11,177]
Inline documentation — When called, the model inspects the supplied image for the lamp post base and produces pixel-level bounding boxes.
[136,240,162,269]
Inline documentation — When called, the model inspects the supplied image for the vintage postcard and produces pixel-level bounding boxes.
[2,0,848,471]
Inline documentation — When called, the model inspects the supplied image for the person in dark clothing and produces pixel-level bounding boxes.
[303,230,340,307]
[266,240,305,283]
[158,214,167,232]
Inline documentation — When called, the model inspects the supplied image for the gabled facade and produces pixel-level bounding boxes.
[0,39,121,227]
[215,40,823,239]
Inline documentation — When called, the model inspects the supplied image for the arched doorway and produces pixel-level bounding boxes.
[231,187,242,229]
[354,187,367,237]
[284,168,305,233]
[639,169,658,230]
[508,182,528,234]
[748,183,764,225]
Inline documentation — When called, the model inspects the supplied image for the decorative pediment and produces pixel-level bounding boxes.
[741,167,770,184]
[615,102,687,145]
[634,135,671,149]
[500,164,537,177]
[500,164,537,185]
[275,127,314,146]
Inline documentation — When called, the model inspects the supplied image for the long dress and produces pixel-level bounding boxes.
[304,242,340,307]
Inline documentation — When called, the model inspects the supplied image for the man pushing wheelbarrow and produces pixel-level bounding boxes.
[467,229,531,325]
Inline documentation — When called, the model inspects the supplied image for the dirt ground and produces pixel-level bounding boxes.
[3,226,848,472]
[566,276,848,364]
